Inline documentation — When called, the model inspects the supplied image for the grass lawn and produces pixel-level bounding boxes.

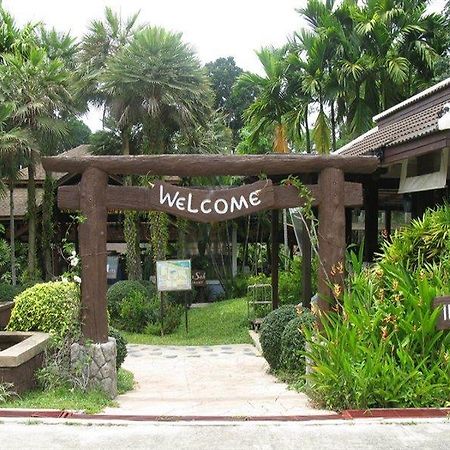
[123,297,252,346]
[0,368,135,414]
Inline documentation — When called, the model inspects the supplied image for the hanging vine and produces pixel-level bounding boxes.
[123,210,143,280]
[145,176,169,262]
[41,175,56,280]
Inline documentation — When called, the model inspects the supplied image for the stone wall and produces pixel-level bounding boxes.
[70,337,117,398]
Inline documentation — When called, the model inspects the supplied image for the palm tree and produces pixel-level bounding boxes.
[0,48,74,280]
[100,26,213,277]
[103,26,213,153]
[0,104,33,285]
[236,47,291,153]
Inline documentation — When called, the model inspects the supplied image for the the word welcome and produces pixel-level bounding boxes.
[159,184,262,215]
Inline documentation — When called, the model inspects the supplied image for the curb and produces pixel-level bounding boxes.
[0,408,448,423]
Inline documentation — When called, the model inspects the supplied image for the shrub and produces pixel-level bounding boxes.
[7,281,80,341]
[280,307,315,371]
[118,290,153,333]
[0,282,21,302]
[380,204,450,269]
[144,299,183,335]
[107,280,151,325]
[259,305,297,370]
[109,327,128,369]
[305,244,450,410]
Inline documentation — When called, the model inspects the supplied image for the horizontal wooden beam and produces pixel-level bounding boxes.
[42,154,379,176]
[58,181,363,221]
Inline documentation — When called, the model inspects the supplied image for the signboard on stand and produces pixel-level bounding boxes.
[156,259,192,334]
[156,259,192,292]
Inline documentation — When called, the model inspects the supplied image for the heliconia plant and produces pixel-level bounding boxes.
[303,205,450,410]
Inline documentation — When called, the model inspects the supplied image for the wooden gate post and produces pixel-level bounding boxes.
[317,167,345,314]
[79,167,109,343]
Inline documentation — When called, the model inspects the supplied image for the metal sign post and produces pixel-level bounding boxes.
[156,260,192,335]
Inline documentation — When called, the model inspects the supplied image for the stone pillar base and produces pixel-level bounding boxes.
[70,337,117,398]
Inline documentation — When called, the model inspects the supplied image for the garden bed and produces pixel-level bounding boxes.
[0,331,49,394]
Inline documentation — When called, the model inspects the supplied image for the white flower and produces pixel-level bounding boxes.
[71,250,77,257]
[61,276,69,283]
[73,275,81,284]
[70,257,79,267]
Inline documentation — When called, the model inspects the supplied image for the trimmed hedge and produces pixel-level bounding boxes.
[259,305,297,370]
[107,280,153,324]
[109,327,128,369]
[280,307,315,371]
[7,281,80,340]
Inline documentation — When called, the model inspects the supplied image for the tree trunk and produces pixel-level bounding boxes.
[27,157,38,280]
[9,181,16,286]
[330,101,337,152]
[304,110,312,154]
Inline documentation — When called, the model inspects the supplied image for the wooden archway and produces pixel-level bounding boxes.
[43,154,378,342]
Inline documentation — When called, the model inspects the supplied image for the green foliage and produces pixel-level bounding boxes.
[247,256,315,308]
[107,280,150,324]
[7,281,80,341]
[118,289,153,333]
[144,299,183,336]
[1,368,133,413]
[260,305,297,370]
[305,206,450,410]
[280,308,315,371]
[109,327,128,369]
[0,382,16,403]
[0,282,21,302]
[380,204,450,269]
[124,297,250,346]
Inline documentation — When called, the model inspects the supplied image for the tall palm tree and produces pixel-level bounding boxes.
[0,103,33,285]
[236,47,291,153]
[103,26,213,153]
[100,26,213,277]
[0,48,74,280]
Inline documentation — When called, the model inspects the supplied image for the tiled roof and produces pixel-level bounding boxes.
[17,144,93,183]
[0,188,44,219]
[337,78,450,157]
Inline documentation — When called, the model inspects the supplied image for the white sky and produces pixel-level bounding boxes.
[3,0,446,131]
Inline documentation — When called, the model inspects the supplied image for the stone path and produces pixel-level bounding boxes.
[104,344,333,417]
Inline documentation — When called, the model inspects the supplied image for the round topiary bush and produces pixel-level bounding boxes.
[109,327,128,369]
[7,281,80,341]
[0,282,21,302]
[280,307,316,371]
[259,304,297,370]
[107,280,151,324]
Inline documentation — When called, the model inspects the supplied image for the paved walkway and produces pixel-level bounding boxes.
[1,419,449,449]
[105,344,332,417]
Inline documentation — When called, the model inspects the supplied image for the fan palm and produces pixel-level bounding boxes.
[102,26,213,154]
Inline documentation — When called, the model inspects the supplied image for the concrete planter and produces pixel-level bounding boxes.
[0,301,14,329]
[0,331,50,394]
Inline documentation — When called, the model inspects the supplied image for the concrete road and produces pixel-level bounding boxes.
[105,344,332,417]
[0,418,449,449]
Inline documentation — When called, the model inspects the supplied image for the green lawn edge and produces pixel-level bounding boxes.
[123,297,252,346]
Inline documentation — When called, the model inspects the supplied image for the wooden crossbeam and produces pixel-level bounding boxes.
[42,154,379,176]
[57,181,363,222]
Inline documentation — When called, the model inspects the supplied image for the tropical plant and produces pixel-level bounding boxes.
[259,304,297,369]
[0,47,75,280]
[0,103,33,285]
[7,281,81,341]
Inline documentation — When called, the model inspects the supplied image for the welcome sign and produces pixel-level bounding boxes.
[151,179,274,222]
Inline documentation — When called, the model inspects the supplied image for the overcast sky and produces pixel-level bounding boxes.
[3,0,446,130]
